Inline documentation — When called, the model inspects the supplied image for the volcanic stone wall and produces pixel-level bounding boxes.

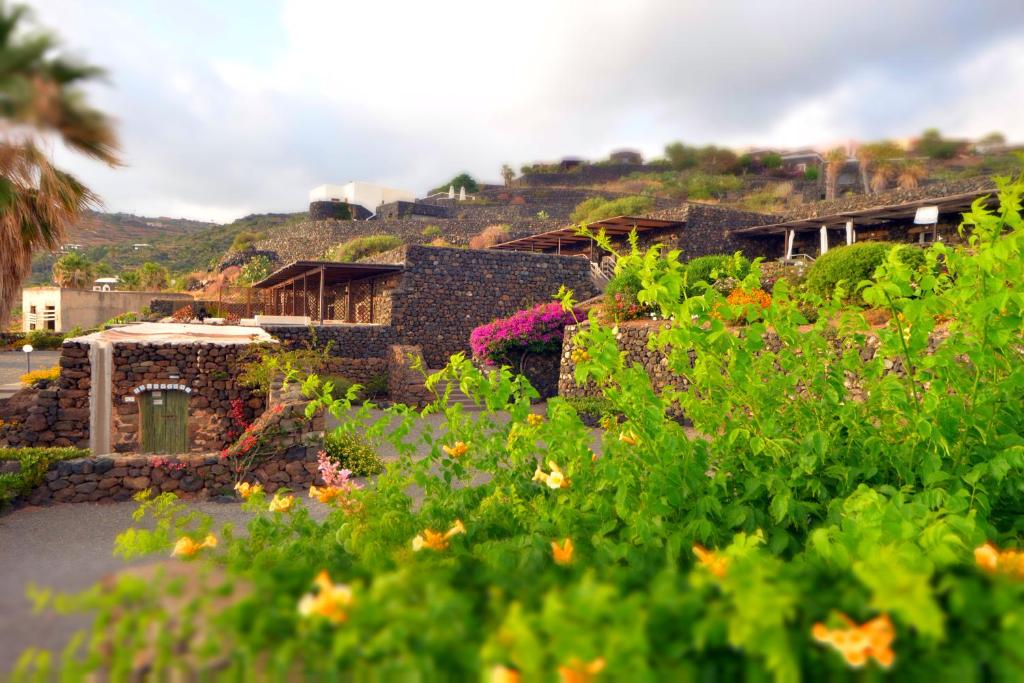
[643,204,779,261]
[261,323,395,384]
[108,342,264,453]
[389,245,597,368]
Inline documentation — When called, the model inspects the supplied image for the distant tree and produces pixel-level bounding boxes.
[229,230,265,253]
[94,261,114,277]
[803,166,820,181]
[979,131,1006,146]
[52,252,95,288]
[500,164,515,187]
[570,195,653,224]
[137,262,170,290]
[118,269,141,290]
[697,146,740,174]
[762,152,783,170]
[824,147,846,200]
[896,160,927,190]
[916,128,961,160]
[432,172,478,194]
[857,141,902,194]
[468,225,511,250]
[0,3,120,326]
[664,141,700,171]
[738,154,754,173]
[237,255,271,285]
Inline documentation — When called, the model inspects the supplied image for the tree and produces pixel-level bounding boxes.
[857,141,902,194]
[118,269,140,290]
[824,147,846,200]
[500,164,514,187]
[762,152,783,170]
[896,160,927,190]
[432,172,478,195]
[697,145,740,174]
[237,255,272,285]
[51,251,94,288]
[664,141,699,171]
[137,262,170,290]
[0,3,120,326]
[916,128,960,160]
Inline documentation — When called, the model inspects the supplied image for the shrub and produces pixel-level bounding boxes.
[327,235,404,263]
[570,195,653,225]
[20,365,60,387]
[0,447,89,506]
[170,304,194,322]
[468,225,510,250]
[805,242,924,302]
[603,266,648,321]
[229,230,266,253]
[22,329,65,349]
[237,255,272,285]
[470,302,579,364]
[421,225,442,239]
[684,254,750,296]
[803,166,820,181]
[322,429,384,476]
[430,172,479,195]
[684,172,743,199]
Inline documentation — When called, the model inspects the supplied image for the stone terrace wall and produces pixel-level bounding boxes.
[110,342,264,453]
[261,324,395,385]
[25,387,324,505]
[0,341,91,448]
[643,203,779,261]
[390,245,598,368]
[517,163,651,187]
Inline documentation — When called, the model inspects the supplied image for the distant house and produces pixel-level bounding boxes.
[608,149,643,164]
[781,149,823,173]
[21,287,191,333]
[309,182,416,217]
[558,157,585,171]
[92,277,119,292]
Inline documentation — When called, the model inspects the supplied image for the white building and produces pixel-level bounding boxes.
[309,182,415,215]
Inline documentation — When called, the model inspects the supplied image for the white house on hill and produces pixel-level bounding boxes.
[309,182,415,215]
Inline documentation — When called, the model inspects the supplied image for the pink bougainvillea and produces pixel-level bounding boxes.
[470,302,579,365]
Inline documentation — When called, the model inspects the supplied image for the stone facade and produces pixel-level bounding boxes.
[387,345,433,407]
[376,201,448,220]
[262,323,395,385]
[643,203,779,261]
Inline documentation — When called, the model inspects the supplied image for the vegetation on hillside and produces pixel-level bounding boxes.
[326,235,404,263]
[0,2,120,327]
[570,195,653,224]
[431,172,479,195]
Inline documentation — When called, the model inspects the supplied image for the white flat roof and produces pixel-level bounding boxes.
[68,322,276,346]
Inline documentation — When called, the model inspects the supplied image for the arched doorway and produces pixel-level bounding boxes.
[139,389,188,454]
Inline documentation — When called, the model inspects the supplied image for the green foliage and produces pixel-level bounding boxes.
[237,255,272,286]
[0,447,89,506]
[229,230,267,253]
[916,128,962,160]
[803,166,819,181]
[237,334,334,395]
[763,152,783,169]
[569,195,653,225]
[664,142,742,174]
[22,329,65,349]
[684,171,743,199]
[431,172,479,195]
[16,176,1024,680]
[51,251,95,288]
[327,235,404,263]
[421,225,441,239]
[684,253,751,295]
[322,429,385,477]
[805,242,924,302]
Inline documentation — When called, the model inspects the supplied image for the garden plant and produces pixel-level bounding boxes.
[11,176,1024,680]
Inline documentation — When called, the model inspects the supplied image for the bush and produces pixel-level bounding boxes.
[430,172,479,195]
[20,365,60,387]
[229,230,266,253]
[0,447,89,506]
[327,235,404,263]
[322,429,384,476]
[803,166,820,181]
[421,225,442,239]
[684,254,750,296]
[22,329,65,349]
[237,255,272,285]
[468,225,510,250]
[684,172,743,199]
[570,195,653,225]
[470,302,579,364]
[805,242,924,302]
[603,266,648,321]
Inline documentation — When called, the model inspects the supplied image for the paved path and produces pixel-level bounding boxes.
[0,349,61,385]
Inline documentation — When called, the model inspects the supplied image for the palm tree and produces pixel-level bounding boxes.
[0,2,120,326]
[824,147,846,200]
[52,251,94,288]
[896,160,927,190]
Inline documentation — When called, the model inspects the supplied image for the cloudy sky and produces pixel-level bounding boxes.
[29,0,1024,223]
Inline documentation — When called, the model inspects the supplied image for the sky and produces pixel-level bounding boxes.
[28,0,1024,223]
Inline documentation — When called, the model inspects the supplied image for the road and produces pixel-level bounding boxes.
[0,349,62,398]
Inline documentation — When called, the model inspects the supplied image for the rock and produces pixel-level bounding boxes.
[123,476,150,490]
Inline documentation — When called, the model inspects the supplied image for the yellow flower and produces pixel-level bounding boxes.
[618,430,639,446]
[443,441,469,458]
[297,570,353,625]
[812,613,895,669]
[490,665,521,683]
[558,656,606,683]
[269,492,295,513]
[532,466,548,484]
[526,413,544,427]
[309,484,344,505]
[552,538,574,566]
[412,520,465,552]
[692,544,728,578]
[533,461,570,489]
[234,481,262,499]
[171,533,217,558]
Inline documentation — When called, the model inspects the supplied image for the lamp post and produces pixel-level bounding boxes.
[22,343,33,373]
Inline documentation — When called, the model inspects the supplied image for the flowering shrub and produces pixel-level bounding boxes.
[218,399,282,489]
[14,176,1024,680]
[170,304,194,322]
[470,301,579,364]
[19,365,60,387]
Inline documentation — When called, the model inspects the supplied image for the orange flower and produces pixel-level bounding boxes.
[443,441,469,458]
[490,665,521,683]
[618,430,639,446]
[412,519,466,552]
[297,570,353,624]
[812,613,895,669]
[171,533,217,558]
[552,538,574,566]
[269,492,295,513]
[234,481,262,499]
[309,484,344,505]
[692,544,728,578]
[975,542,1024,577]
[558,657,605,683]
[526,413,544,427]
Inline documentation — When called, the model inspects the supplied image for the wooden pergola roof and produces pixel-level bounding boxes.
[490,215,682,251]
[733,189,996,235]
[251,261,402,290]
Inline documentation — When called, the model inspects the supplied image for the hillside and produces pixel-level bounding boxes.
[63,210,215,247]
[29,212,305,284]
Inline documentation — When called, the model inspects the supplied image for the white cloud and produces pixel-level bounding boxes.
[25,0,1024,222]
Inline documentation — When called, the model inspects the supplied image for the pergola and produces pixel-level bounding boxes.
[489,216,683,256]
[251,261,402,324]
[732,188,995,258]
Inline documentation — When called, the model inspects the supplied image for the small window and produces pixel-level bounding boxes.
[29,305,36,314]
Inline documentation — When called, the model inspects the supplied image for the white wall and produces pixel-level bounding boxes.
[308,182,415,213]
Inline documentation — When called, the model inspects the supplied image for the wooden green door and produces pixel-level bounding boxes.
[140,389,189,454]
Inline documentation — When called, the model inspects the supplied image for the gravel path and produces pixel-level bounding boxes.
[0,349,61,384]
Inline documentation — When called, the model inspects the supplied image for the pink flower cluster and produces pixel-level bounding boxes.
[317,450,362,493]
[470,302,578,364]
